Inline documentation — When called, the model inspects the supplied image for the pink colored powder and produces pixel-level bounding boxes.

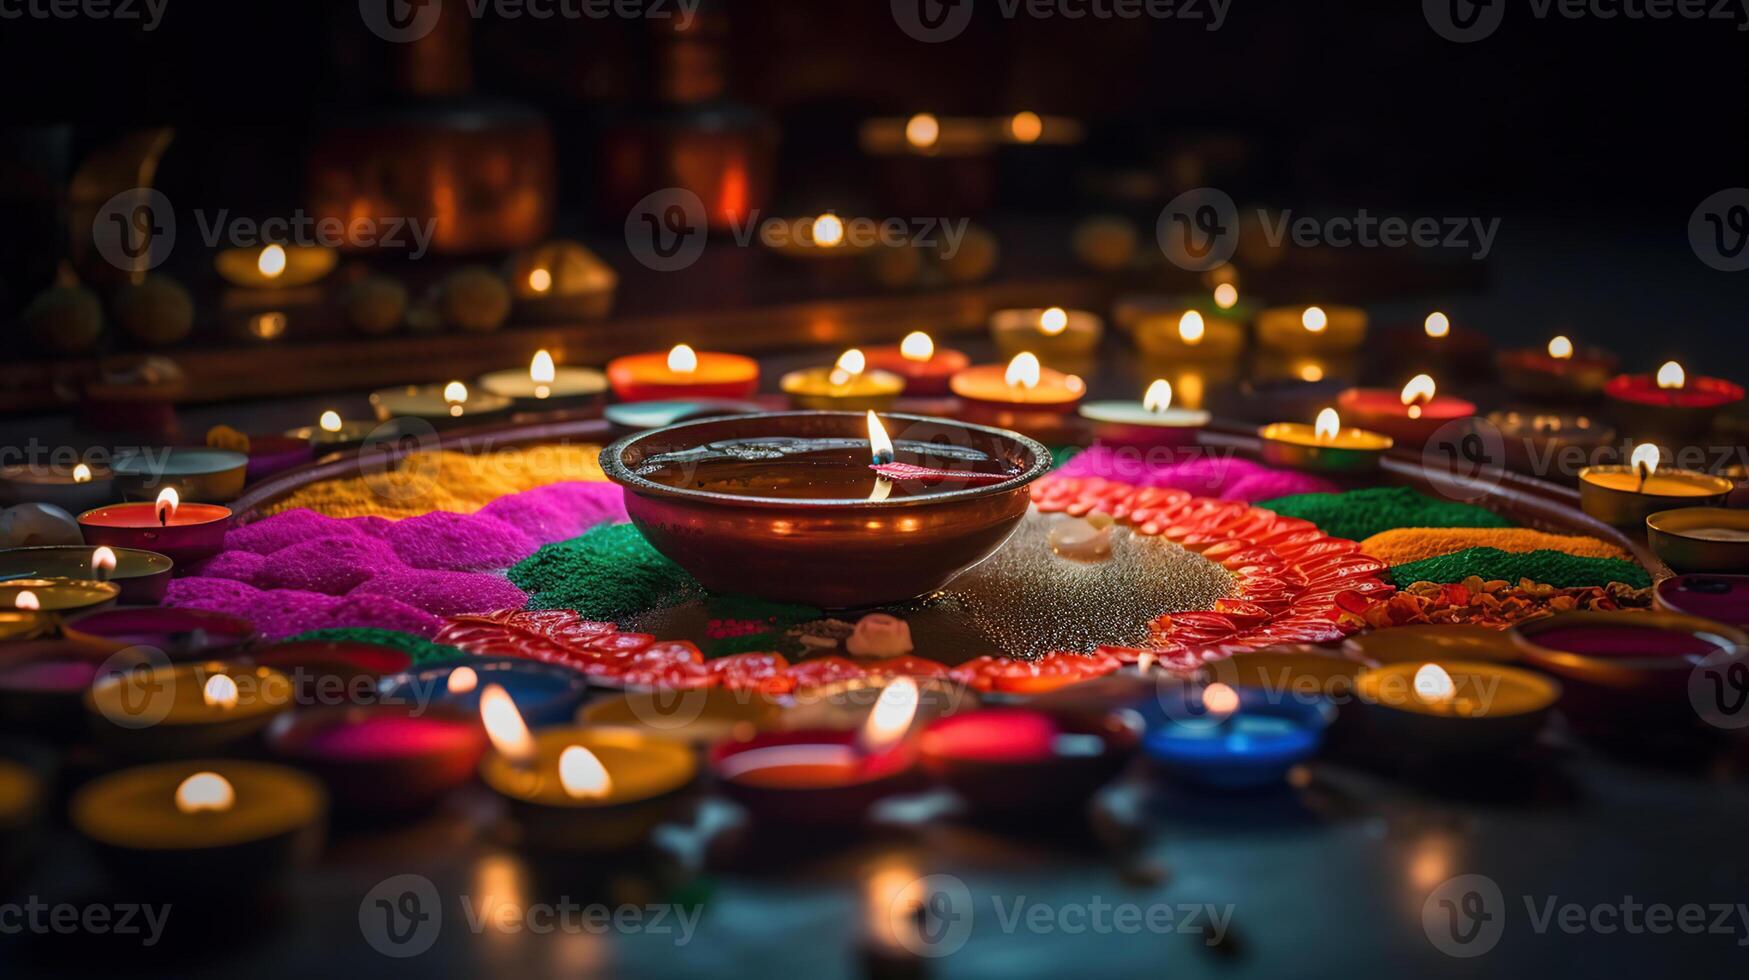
[224,508,380,555]
[348,570,527,618]
[478,481,628,541]
[1058,448,1338,502]
[313,594,445,638]
[384,511,537,572]
[254,535,405,593]
[191,549,269,583]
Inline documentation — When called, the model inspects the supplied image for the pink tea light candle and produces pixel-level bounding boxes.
[1336,374,1477,448]
[79,488,230,565]
[1605,360,1745,438]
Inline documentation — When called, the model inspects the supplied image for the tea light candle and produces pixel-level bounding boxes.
[781,349,906,411]
[79,488,231,564]
[378,657,590,728]
[0,462,116,513]
[1258,408,1393,473]
[1511,610,1740,727]
[1256,304,1367,355]
[71,761,324,897]
[1336,375,1478,448]
[369,381,514,424]
[951,353,1087,442]
[0,609,50,644]
[113,448,247,503]
[1654,574,1749,628]
[86,661,293,759]
[1496,335,1618,402]
[1645,508,1749,574]
[1381,311,1491,375]
[990,307,1103,363]
[0,545,172,604]
[1079,380,1211,450]
[861,332,969,397]
[1140,683,1334,790]
[607,345,760,402]
[579,686,783,747]
[1486,410,1615,477]
[478,686,697,850]
[0,578,119,615]
[0,647,104,737]
[1354,661,1559,757]
[215,243,338,289]
[918,707,1140,816]
[762,212,876,261]
[479,350,610,410]
[1134,308,1245,361]
[265,704,486,814]
[62,606,256,662]
[1605,360,1745,437]
[1578,444,1732,529]
[249,639,412,701]
[286,411,374,448]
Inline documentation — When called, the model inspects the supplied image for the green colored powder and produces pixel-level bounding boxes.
[1386,547,1651,590]
[1260,486,1512,542]
[277,628,467,666]
[509,522,704,622]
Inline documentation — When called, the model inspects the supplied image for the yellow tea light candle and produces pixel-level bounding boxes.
[369,381,514,423]
[781,349,906,411]
[1134,308,1245,361]
[215,243,338,289]
[1645,507,1749,574]
[1354,661,1559,757]
[1258,408,1393,473]
[0,578,120,615]
[990,307,1103,363]
[86,661,293,759]
[1257,304,1368,354]
[1579,444,1732,529]
[478,349,609,410]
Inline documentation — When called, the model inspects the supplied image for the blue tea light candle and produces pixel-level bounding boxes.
[378,657,590,727]
[1139,683,1333,790]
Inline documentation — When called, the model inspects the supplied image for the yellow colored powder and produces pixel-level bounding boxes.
[1360,527,1631,567]
[262,445,607,520]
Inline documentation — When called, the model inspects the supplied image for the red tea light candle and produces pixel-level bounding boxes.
[85,661,293,759]
[1259,408,1393,473]
[79,488,230,565]
[1605,360,1745,437]
[710,678,921,826]
[71,762,324,899]
[265,704,485,814]
[862,332,969,397]
[1336,374,1478,448]
[607,344,760,402]
[990,307,1103,364]
[1578,444,1732,529]
[0,461,116,513]
[1079,380,1211,450]
[479,349,609,411]
[1134,308,1245,361]
[1381,311,1491,375]
[1257,304,1367,355]
[951,353,1087,442]
[781,349,906,411]
[1497,335,1619,402]
[918,707,1140,817]
[1354,661,1559,758]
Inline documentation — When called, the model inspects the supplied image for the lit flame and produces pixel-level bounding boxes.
[667,344,699,375]
[905,113,940,149]
[480,684,536,764]
[812,213,845,248]
[1413,664,1456,705]
[257,244,287,280]
[1178,310,1206,345]
[72,463,92,484]
[530,350,557,385]
[156,487,179,525]
[203,673,240,710]
[867,411,895,465]
[447,665,479,695]
[92,547,117,581]
[558,745,614,800]
[1400,374,1437,420]
[1631,443,1660,480]
[1548,335,1573,360]
[1213,283,1238,310]
[1039,307,1069,336]
[175,772,235,814]
[14,591,39,611]
[443,381,468,417]
[836,349,867,377]
[1300,363,1325,382]
[1424,312,1450,338]
[1010,110,1043,143]
[1005,352,1042,390]
[1201,682,1240,718]
[1657,361,1686,389]
[1314,408,1342,442]
[528,268,553,294]
[1301,306,1328,333]
[900,331,934,362]
[861,677,920,754]
[1144,380,1173,413]
[319,411,343,434]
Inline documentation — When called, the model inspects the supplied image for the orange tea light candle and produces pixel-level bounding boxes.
[1079,379,1210,450]
[1336,374,1478,448]
[1257,304,1368,355]
[990,307,1103,364]
[479,349,609,410]
[1259,408,1393,473]
[781,349,906,411]
[86,661,293,759]
[79,488,230,565]
[607,344,760,403]
[1579,444,1732,529]
[215,243,338,289]
[1354,661,1559,757]
[862,332,969,397]
[951,353,1086,442]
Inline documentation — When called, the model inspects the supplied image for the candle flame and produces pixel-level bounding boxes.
[905,113,940,149]
[1631,442,1660,481]
[1413,664,1456,705]
[1178,310,1206,345]
[867,411,895,465]
[72,463,92,484]
[1301,306,1328,333]
[1548,335,1573,360]
[443,381,468,404]
[92,546,117,581]
[1314,408,1342,442]
[1005,352,1042,390]
[175,772,235,814]
[1144,379,1174,413]
[1213,283,1239,310]
[667,344,698,375]
[257,244,287,279]
[156,487,179,525]
[1657,361,1686,389]
[1010,110,1043,143]
[1299,363,1325,382]
[480,684,536,764]
[530,350,557,385]
[528,268,553,294]
[1201,682,1240,718]
[14,590,39,611]
[1039,307,1069,336]
[447,665,479,695]
[861,677,920,754]
[900,331,934,362]
[1424,312,1450,339]
[558,745,614,800]
[203,673,239,710]
[812,213,845,248]
[836,349,867,377]
[1400,374,1437,419]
